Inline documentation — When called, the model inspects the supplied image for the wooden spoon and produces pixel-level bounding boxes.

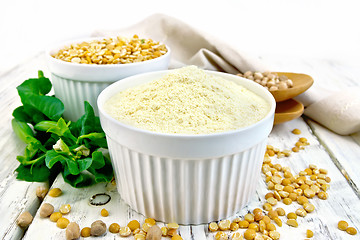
[271,72,314,102]
[274,98,304,125]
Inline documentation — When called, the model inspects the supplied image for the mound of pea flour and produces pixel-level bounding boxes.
[93,14,360,135]
[105,66,270,134]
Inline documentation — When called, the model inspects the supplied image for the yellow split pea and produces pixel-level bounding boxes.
[52,35,168,65]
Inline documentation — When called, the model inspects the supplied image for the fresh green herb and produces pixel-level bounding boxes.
[12,71,113,188]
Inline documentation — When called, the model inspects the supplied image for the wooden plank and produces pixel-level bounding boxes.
[306,119,360,196]
[0,53,49,240]
[0,179,46,240]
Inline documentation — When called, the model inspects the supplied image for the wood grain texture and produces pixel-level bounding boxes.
[271,72,314,102]
[1,53,360,240]
[274,99,304,124]
[0,53,49,240]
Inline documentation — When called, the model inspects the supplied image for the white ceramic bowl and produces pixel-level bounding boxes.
[97,70,276,224]
[46,37,171,121]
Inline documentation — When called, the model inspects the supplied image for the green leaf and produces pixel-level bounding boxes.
[46,149,80,175]
[15,161,51,182]
[11,119,35,144]
[47,118,68,136]
[90,151,105,169]
[62,166,95,188]
[17,153,45,167]
[38,70,44,78]
[77,157,93,172]
[26,95,64,121]
[53,138,71,155]
[45,150,67,169]
[65,158,80,175]
[47,118,77,144]
[78,132,108,148]
[72,102,102,136]
[17,76,52,96]
[78,132,105,141]
[16,139,47,166]
[16,75,64,121]
[12,106,32,123]
[81,102,97,135]
[22,104,47,124]
[87,156,113,183]
[34,121,58,132]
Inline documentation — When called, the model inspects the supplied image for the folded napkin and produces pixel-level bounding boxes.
[296,87,360,135]
[93,14,360,135]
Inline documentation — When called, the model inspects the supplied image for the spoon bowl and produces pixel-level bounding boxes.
[271,72,314,102]
[274,98,304,124]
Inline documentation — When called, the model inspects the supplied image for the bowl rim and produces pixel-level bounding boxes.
[45,35,171,69]
[97,69,276,138]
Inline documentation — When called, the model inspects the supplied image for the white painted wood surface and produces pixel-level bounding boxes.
[0,54,49,240]
[1,53,359,240]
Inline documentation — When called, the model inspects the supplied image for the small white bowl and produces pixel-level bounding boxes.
[46,37,171,121]
[97,70,275,224]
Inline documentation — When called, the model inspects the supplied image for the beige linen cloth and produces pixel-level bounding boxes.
[93,14,360,135]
